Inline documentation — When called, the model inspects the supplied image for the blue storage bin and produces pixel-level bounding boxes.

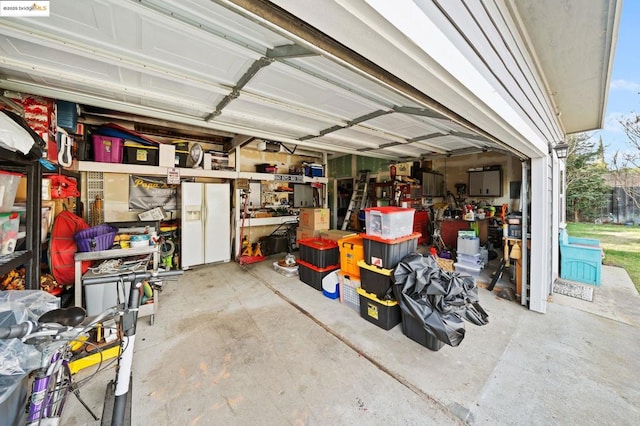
[304,163,324,177]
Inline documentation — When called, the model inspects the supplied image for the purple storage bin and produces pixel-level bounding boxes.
[74,224,118,252]
[92,135,123,163]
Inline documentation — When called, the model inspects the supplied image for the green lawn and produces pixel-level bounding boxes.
[566,222,640,293]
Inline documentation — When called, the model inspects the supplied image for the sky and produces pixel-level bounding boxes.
[593,0,640,162]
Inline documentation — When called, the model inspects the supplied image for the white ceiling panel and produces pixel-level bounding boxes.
[313,132,381,149]
[287,56,422,108]
[246,62,386,119]
[0,0,520,159]
[218,103,333,138]
[379,144,428,158]
[364,114,443,139]
[143,0,293,52]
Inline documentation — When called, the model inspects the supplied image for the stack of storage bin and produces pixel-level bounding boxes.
[337,235,365,312]
[454,231,483,278]
[357,207,420,330]
[297,238,340,294]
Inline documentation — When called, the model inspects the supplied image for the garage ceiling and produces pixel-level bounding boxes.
[0,0,509,160]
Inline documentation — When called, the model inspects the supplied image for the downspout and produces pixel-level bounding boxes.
[520,160,529,307]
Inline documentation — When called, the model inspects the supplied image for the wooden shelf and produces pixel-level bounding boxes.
[0,250,32,276]
[74,161,236,179]
[74,161,328,183]
[240,216,299,226]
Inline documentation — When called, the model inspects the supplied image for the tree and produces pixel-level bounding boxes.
[610,114,640,211]
[565,133,610,222]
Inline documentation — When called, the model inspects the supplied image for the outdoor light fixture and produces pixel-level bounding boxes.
[553,142,569,159]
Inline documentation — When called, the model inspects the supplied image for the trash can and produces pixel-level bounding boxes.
[393,253,488,350]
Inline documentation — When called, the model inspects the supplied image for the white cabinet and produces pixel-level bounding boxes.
[468,170,502,197]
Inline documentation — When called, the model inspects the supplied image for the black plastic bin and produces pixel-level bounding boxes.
[357,260,394,299]
[298,238,339,268]
[400,310,444,351]
[356,287,401,330]
[361,232,420,269]
[123,142,159,166]
[297,259,339,291]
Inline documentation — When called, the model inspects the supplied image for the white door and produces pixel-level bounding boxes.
[204,183,231,263]
[181,182,204,269]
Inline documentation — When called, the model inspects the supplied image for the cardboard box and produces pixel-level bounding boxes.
[15,177,51,201]
[299,208,330,230]
[43,197,76,219]
[296,226,321,242]
[319,229,356,242]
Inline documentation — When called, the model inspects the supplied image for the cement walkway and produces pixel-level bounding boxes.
[63,262,640,425]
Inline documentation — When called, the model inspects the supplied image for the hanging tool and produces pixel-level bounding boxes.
[342,170,370,230]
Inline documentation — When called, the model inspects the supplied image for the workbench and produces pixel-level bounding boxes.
[439,218,489,248]
[74,245,160,324]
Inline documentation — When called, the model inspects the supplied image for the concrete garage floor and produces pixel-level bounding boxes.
[63,259,640,425]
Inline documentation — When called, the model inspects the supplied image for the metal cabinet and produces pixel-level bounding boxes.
[468,170,502,197]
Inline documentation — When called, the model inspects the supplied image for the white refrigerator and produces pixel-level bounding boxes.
[181,182,231,269]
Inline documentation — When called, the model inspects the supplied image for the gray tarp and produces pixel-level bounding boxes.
[393,253,488,347]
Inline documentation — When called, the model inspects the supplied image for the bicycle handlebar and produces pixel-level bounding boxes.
[0,321,37,339]
[82,269,183,285]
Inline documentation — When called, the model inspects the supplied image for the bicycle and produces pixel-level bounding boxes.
[0,269,182,425]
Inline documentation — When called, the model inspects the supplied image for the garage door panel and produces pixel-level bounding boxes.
[379,144,427,158]
[138,17,256,85]
[222,97,340,133]
[216,112,315,139]
[247,62,384,118]
[289,56,421,108]
[364,114,443,138]
[148,0,293,51]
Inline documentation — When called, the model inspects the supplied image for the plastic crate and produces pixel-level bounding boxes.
[338,271,360,313]
[92,135,123,163]
[256,163,277,173]
[454,262,482,278]
[123,141,159,166]
[298,238,339,268]
[457,252,483,267]
[365,206,415,240]
[356,287,401,331]
[338,235,364,278]
[457,236,480,255]
[361,232,420,269]
[0,212,20,255]
[304,163,324,177]
[0,171,22,213]
[400,310,444,351]
[357,260,394,299]
[297,259,339,291]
